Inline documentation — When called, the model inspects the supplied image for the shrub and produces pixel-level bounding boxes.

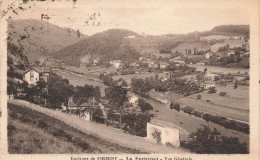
[197,95,202,99]
[219,92,227,96]
[53,129,72,141]
[7,124,16,137]
[72,137,89,150]
[37,120,48,129]
[10,113,18,120]
[208,87,217,94]
[152,129,161,143]
[21,117,32,123]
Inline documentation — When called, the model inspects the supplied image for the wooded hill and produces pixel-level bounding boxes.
[8,19,87,63]
[54,29,140,67]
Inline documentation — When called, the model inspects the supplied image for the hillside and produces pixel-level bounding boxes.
[54,29,139,66]
[8,103,144,154]
[211,25,249,37]
[8,19,87,63]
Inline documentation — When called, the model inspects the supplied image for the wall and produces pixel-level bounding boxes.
[147,122,180,147]
[24,70,40,85]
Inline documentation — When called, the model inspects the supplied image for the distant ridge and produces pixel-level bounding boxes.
[210,25,249,36]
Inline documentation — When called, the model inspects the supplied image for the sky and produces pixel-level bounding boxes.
[1,0,252,36]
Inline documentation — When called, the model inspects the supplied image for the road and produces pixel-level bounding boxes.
[8,99,188,154]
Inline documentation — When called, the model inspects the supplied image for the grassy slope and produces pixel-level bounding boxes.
[8,103,143,154]
[8,19,87,62]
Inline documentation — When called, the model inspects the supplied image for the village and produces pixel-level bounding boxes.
[7,31,250,152]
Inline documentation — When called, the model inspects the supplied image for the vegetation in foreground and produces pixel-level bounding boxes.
[8,103,144,154]
[181,126,248,154]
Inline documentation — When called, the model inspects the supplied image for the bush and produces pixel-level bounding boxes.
[53,129,72,141]
[208,87,217,94]
[37,120,48,129]
[21,117,32,123]
[72,137,89,150]
[8,124,16,137]
[122,113,150,137]
[219,92,227,96]
[152,129,161,143]
[10,113,18,120]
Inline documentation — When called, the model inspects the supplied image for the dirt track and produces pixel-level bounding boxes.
[8,99,188,154]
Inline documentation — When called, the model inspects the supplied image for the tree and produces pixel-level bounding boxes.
[105,85,128,129]
[181,126,248,154]
[74,85,101,105]
[7,83,17,98]
[208,87,217,94]
[234,80,238,89]
[204,68,207,73]
[138,98,153,112]
[121,80,128,87]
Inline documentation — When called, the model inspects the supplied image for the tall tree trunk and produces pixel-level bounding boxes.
[119,107,122,130]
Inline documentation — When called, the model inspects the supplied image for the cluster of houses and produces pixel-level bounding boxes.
[23,66,51,85]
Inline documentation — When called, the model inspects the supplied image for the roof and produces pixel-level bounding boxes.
[24,68,41,74]
[68,101,77,107]
[149,119,189,137]
[80,102,89,107]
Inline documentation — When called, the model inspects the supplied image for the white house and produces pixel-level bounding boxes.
[129,94,139,106]
[204,73,217,82]
[174,60,185,66]
[147,120,180,146]
[205,83,215,89]
[204,52,214,59]
[23,69,40,85]
[159,62,169,69]
[148,61,159,69]
[130,62,140,68]
[110,60,122,68]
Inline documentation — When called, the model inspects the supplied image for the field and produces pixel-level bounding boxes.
[210,39,246,52]
[112,72,168,85]
[177,83,249,122]
[140,96,249,145]
[171,41,210,53]
[8,103,143,154]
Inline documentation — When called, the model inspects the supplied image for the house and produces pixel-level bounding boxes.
[130,62,140,68]
[204,52,214,59]
[159,62,169,69]
[146,119,183,146]
[148,61,159,69]
[204,73,217,82]
[174,60,185,66]
[129,94,139,106]
[227,51,235,56]
[23,69,40,85]
[93,59,99,66]
[68,97,78,110]
[200,83,216,89]
[110,60,123,68]
[37,66,51,82]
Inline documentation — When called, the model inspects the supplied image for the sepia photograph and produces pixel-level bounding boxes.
[0,0,259,159]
